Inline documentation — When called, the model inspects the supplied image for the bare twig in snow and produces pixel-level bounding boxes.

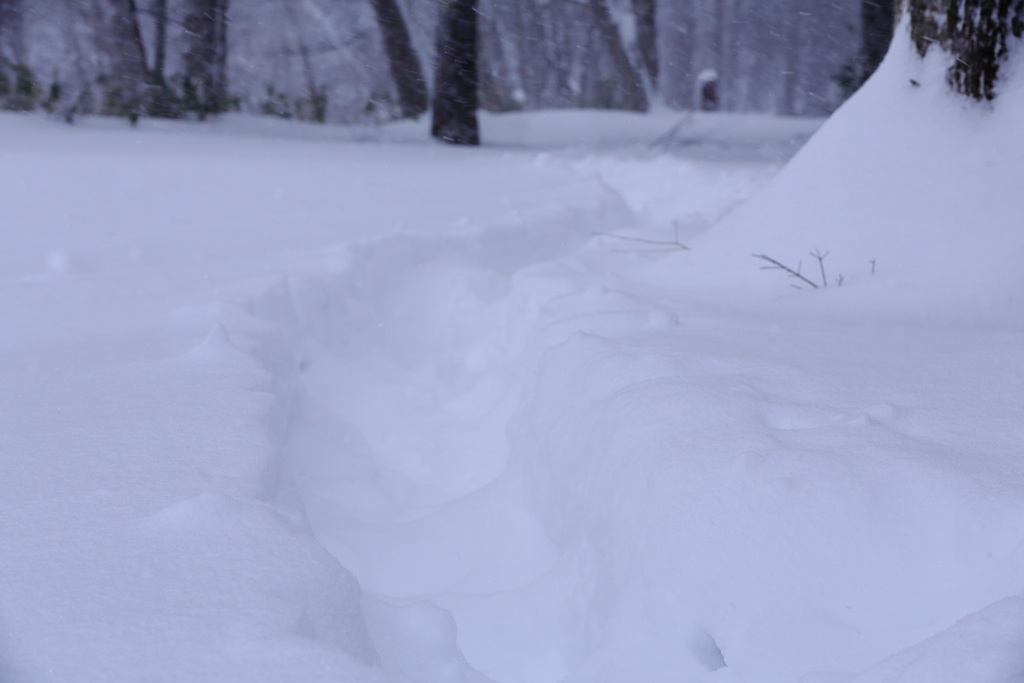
[752,253,819,289]
[594,222,690,252]
[810,248,829,288]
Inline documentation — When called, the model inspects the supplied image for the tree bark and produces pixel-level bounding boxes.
[432,0,479,145]
[632,0,658,87]
[658,0,696,108]
[860,0,894,83]
[904,0,1024,100]
[370,0,429,118]
[781,0,804,115]
[0,0,25,64]
[183,0,230,116]
[590,0,648,111]
[105,0,149,119]
[153,0,168,85]
[123,0,149,80]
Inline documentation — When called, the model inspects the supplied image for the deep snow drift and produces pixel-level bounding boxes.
[2,26,1023,683]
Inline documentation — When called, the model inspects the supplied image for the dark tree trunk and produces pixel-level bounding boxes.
[153,0,168,85]
[0,0,31,111]
[904,0,1024,100]
[370,0,429,119]
[106,0,149,120]
[124,0,149,80]
[432,0,479,145]
[146,0,183,117]
[781,0,803,115]
[860,0,894,83]
[658,0,696,109]
[280,0,327,122]
[590,0,648,111]
[0,0,25,64]
[183,0,230,117]
[632,0,658,87]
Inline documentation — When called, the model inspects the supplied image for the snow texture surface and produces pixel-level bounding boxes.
[1,28,1023,683]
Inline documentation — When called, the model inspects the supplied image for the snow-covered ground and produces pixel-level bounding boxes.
[2,29,1023,683]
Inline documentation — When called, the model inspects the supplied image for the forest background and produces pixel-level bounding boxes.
[0,0,891,126]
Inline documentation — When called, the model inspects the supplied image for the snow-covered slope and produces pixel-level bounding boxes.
[672,21,1024,321]
[0,112,636,682]
[1,27,1022,683]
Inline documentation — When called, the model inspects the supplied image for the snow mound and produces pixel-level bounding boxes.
[669,24,1024,319]
[851,597,1024,683]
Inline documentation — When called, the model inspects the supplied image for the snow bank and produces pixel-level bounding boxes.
[3,50,1021,683]
[0,112,639,682]
[652,23,1024,320]
[850,597,1024,683]
[257,56,1024,681]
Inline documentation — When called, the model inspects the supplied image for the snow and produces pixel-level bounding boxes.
[2,26,1024,683]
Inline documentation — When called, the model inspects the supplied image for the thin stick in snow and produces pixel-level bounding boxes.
[752,253,819,289]
[594,222,690,252]
[810,248,829,288]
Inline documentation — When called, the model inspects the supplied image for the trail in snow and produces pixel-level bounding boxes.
[272,35,1024,683]
[2,35,1024,683]
[0,108,812,682]
[278,164,1024,683]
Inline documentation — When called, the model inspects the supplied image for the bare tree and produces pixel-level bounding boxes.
[860,0,894,83]
[632,0,658,88]
[280,0,327,122]
[432,0,479,145]
[590,0,648,111]
[152,0,167,85]
[780,0,804,115]
[0,0,31,109]
[658,0,697,108]
[183,0,230,116]
[105,0,149,119]
[905,0,1024,100]
[370,0,428,118]
[0,0,24,64]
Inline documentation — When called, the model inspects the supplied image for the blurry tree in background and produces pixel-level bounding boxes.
[106,0,149,120]
[146,0,176,115]
[632,0,659,89]
[860,0,894,83]
[2,0,930,124]
[182,0,230,116]
[905,0,1024,100]
[370,0,428,118]
[431,0,479,144]
[0,0,39,111]
[590,0,648,111]
[659,0,862,116]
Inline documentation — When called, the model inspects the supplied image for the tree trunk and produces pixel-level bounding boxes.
[590,0,648,111]
[106,0,149,120]
[183,0,230,117]
[146,0,184,117]
[432,0,479,145]
[153,0,168,85]
[370,0,429,119]
[658,0,696,108]
[781,0,804,115]
[904,0,1024,100]
[0,0,25,64]
[279,0,327,122]
[860,0,894,83]
[632,0,658,87]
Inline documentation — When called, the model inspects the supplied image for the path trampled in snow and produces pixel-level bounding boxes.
[2,51,1024,683]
